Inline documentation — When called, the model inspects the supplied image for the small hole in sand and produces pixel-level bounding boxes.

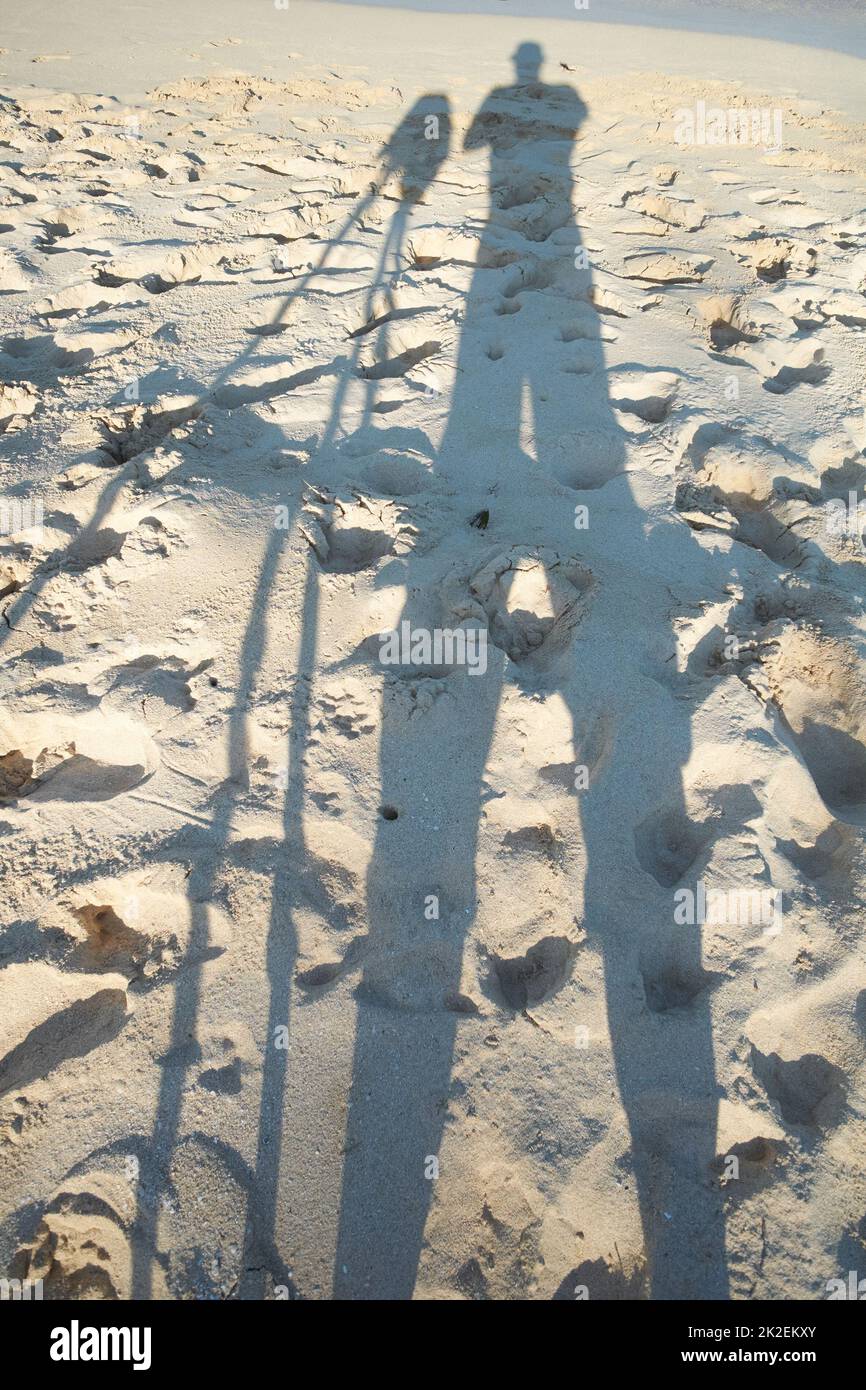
[380,804,399,821]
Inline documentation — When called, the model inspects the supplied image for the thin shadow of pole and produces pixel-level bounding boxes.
[132,521,290,1297]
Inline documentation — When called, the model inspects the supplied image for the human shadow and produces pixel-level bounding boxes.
[233,94,452,1298]
[333,43,729,1300]
[125,95,452,1299]
[0,58,731,1299]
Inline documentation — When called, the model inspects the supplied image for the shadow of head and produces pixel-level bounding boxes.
[513,40,543,84]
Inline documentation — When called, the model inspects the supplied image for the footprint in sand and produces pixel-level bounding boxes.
[61,874,231,983]
[0,247,32,292]
[10,1167,168,1299]
[300,487,410,573]
[0,380,39,433]
[444,546,595,673]
[0,710,159,805]
[608,369,679,423]
[760,627,866,821]
[0,962,128,1098]
[675,422,815,568]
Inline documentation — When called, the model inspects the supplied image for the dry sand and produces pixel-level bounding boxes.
[1,0,866,1300]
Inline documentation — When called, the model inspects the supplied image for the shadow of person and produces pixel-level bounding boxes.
[234,95,454,1300]
[122,98,452,1299]
[334,44,729,1299]
[319,93,452,447]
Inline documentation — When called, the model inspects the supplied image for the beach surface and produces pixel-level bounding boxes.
[1,0,865,1299]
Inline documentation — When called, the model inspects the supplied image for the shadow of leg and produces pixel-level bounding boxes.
[577,714,730,1300]
[333,657,503,1299]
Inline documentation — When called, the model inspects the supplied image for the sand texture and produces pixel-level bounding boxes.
[1,0,866,1300]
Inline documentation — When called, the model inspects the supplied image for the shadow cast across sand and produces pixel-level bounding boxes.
[330,44,730,1301]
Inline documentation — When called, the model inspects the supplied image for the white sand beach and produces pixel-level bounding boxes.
[1,0,866,1301]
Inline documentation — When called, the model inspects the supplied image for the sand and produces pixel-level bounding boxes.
[1,0,865,1301]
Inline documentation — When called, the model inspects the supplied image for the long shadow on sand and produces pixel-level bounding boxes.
[331,43,730,1301]
[116,94,454,1299]
[0,62,732,1299]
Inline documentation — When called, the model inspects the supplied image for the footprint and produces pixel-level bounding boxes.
[750,1046,847,1129]
[624,192,705,231]
[456,546,595,671]
[776,823,857,896]
[0,962,128,1096]
[560,345,595,375]
[96,246,215,294]
[295,932,367,992]
[502,260,558,299]
[717,1135,784,1184]
[558,313,601,342]
[675,426,811,567]
[51,325,136,371]
[0,248,32,292]
[300,488,407,572]
[444,1164,546,1300]
[68,903,154,976]
[489,935,576,1010]
[211,358,338,408]
[63,874,231,984]
[10,1168,164,1299]
[92,644,213,721]
[495,173,557,211]
[4,326,135,374]
[313,678,377,739]
[501,820,562,861]
[536,708,614,788]
[588,283,631,318]
[37,203,117,245]
[712,1100,786,1192]
[553,431,624,491]
[695,294,760,350]
[609,370,679,423]
[738,236,816,282]
[622,251,711,285]
[360,449,434,497]
[357,322,443,380]
[34,279,144,320]
[634,806,713,887]
[404,230,447,269]
[734,339,830,394]
[760,629,866,819]
[91,396,203,463]
[811,435,866,499]
[495,191,571,244]
[0,711,158,804]
[194,1025,257,1094]
[554,1258,647,1301]
[0,381,39,434]
[640,956,719,1013]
